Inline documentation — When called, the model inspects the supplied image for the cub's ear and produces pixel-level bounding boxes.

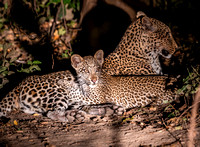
[142,16,157,32]
[71,54,83,69]
[94,50,104,66]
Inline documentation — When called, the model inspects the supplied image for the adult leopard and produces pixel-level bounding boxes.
[103,11,178,75]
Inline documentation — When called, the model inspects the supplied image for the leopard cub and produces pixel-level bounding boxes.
[0,68,123,123]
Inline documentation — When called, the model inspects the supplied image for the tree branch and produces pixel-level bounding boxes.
[78,0,98,27]
[187,86,200,147]
[104,0,136,21]
[50,4,61,39]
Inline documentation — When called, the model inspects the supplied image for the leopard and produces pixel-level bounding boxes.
[103,11,178,75]
[0,50,178,123]
[70,50,179,109]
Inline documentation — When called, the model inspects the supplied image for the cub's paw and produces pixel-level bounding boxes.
[47,110,86,124]
[81,104,125,116]
[65,110,86,123]
[47,111,68,122]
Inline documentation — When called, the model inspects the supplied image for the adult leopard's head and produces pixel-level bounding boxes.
[137,11,178,59]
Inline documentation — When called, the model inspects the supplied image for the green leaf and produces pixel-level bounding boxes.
[77,0,80,11]
[29,65,41,72]
[0,66,7,73]
[27,60,33,65]
[182,118,187,121]
[63,0,71,5]
[46,0,60,6]
[52,0,61,3]
[2,70,8,76]
[0,23,3,29]
[181,85,188,92]
[18,68,30,73]
[175,126,182,130]
[69,51,73,56]
[2,78,9,86]
[10,57,17,63]
[4,2,8,9]
[32,60,42,65]
[58,27,66,35]
[7,71,15,76]
[62,53,69,58]
[163,100,169,104]
[168,112,175,118]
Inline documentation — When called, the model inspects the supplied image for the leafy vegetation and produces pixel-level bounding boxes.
[0,0,80,89]
[178,66,200,98]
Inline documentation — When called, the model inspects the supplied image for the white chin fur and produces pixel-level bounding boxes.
[89,84,97,88]
[162,54,172,59]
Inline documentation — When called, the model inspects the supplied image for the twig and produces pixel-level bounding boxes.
[187,86,200,147]
[61,0,67,31]
[161,117,183,146]
[176,100,200,124]
[52,54,54,69]
[60,38,72,54]
[33,0,37,15]
[60,0,73,53]
[50,4,61,69]
[50,4,61,38]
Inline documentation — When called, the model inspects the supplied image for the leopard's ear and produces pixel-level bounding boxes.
[71,54,84,69]
[94,50,104,66]
[141,15,157,32]
[136,11,146,18]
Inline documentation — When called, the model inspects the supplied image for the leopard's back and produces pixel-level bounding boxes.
[103,11,178,75]
[108,75,177,108]
[0,70,85,117]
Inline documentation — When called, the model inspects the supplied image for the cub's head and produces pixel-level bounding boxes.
[71,50,104,88]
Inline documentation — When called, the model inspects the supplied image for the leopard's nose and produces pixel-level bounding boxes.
[91,77,97,83]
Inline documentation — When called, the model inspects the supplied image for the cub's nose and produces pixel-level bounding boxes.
[91,77,97,84]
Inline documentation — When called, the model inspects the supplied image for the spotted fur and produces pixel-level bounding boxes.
[0,71,92,122]
[103,11,178,75]
[0,69,122,122]
[0,50,178,122]
[71,50,179,108]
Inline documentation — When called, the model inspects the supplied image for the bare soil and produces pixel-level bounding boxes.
[1,106,200,147]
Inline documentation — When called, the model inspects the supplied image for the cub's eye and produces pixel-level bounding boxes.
[161,49,169,56]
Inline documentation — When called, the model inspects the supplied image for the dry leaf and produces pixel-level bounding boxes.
[149,107,157,111]
[13,120,18,126]
[175,126,182,130]
[33,113,40,116]
[41,122,49,125]
[53,30,59,40]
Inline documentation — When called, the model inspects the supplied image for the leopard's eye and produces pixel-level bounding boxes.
[96,67,101,72]
[161,49,169,57]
